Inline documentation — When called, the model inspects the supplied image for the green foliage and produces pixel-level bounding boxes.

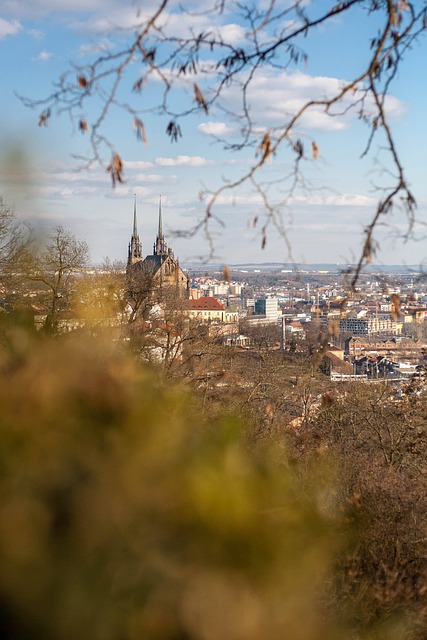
[0,328,344,640]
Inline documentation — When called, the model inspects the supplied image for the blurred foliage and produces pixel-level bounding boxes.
[0,319,346,640]
[1,303,425,639]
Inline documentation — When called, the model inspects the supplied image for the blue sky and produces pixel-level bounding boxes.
[0,0,426,267]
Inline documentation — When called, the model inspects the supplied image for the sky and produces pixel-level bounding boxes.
[0,0,427,268]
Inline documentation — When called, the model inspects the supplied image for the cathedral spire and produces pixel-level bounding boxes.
[154,194,167,256]
[133,194,138,237]
[158,194,163,239]
[128,195,142,266]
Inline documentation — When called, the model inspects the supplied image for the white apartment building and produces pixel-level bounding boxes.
[339,316,402,336]
[254,297,280,321]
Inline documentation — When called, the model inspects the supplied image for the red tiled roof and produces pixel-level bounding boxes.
[183,296,225,311]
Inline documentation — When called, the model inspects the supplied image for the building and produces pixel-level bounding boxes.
[127,197,188,300]
[339,315,402,336]
[345,336,426,363]
[254,296,279,321]
[182,296,238,324]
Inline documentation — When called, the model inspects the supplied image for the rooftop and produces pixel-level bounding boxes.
[183,296,225,311]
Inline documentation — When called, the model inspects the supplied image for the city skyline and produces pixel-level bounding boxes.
[0,1,426,267]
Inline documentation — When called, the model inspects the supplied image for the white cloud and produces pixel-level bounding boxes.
[292,193,377,207]
[0,17,22,38]
[223,70,405,133]
[198,122,233,136]
[48,169,103,184]
[71,2,228,39]
[38,184,101,198]
[27,28,44,39]
[214,23,245,44]
[104,185,151,199]
[74,9,146,34]
[78,38,113,56]
[298,109,347,132]
[155,155,213,167]
[104,184,131,198]
[33,50,53,61]
[125,160,154,170]
[135,173,177,184]
[205,191,377,208]
[207,194,264,206]
[3,1,114,18]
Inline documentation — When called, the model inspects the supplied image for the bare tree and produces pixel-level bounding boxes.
[29,226,89,333]
[126,262,157,324]
[20,1,427,282]
[0,198,31,283]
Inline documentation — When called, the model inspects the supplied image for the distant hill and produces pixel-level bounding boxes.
[183,262,425,275]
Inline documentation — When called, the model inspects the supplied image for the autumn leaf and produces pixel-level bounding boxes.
[363,237,374,264]
[256,132,272,164]
[77,75,88,88]
[132,77,145,93]
[38,109,51,127]
[133,117,147,144]
[390,293,401,321]
[194,84,208,114]
[294,139,304,159]
[107,153,125,188]
[79,118,89,133]
[312,141,320,159]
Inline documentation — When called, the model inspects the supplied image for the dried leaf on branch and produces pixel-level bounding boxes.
[132,77,145,93]
[133,117,147,144]
[312,141,320,159]
[166,120,182,143]
[38,109,51,127]
[77,75,89,88]
[79,118,89,133]
[194,84,208,114]
[256,132,272,164]
[294,139,304,159]
[390,293,401,321]
[107,153,125,188]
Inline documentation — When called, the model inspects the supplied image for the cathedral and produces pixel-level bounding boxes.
[127,196,188,298]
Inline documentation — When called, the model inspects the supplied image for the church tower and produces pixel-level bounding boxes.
[126,195,188,300]
[153,196,168,256]
[127,195,142,266]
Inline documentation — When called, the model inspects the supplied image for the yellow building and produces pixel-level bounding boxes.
[182,296,238,324]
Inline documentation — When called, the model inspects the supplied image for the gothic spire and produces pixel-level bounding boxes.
[128,195,142,265]
[133,194,138,237]
[154,194,167,256]
[158,194,163,239]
